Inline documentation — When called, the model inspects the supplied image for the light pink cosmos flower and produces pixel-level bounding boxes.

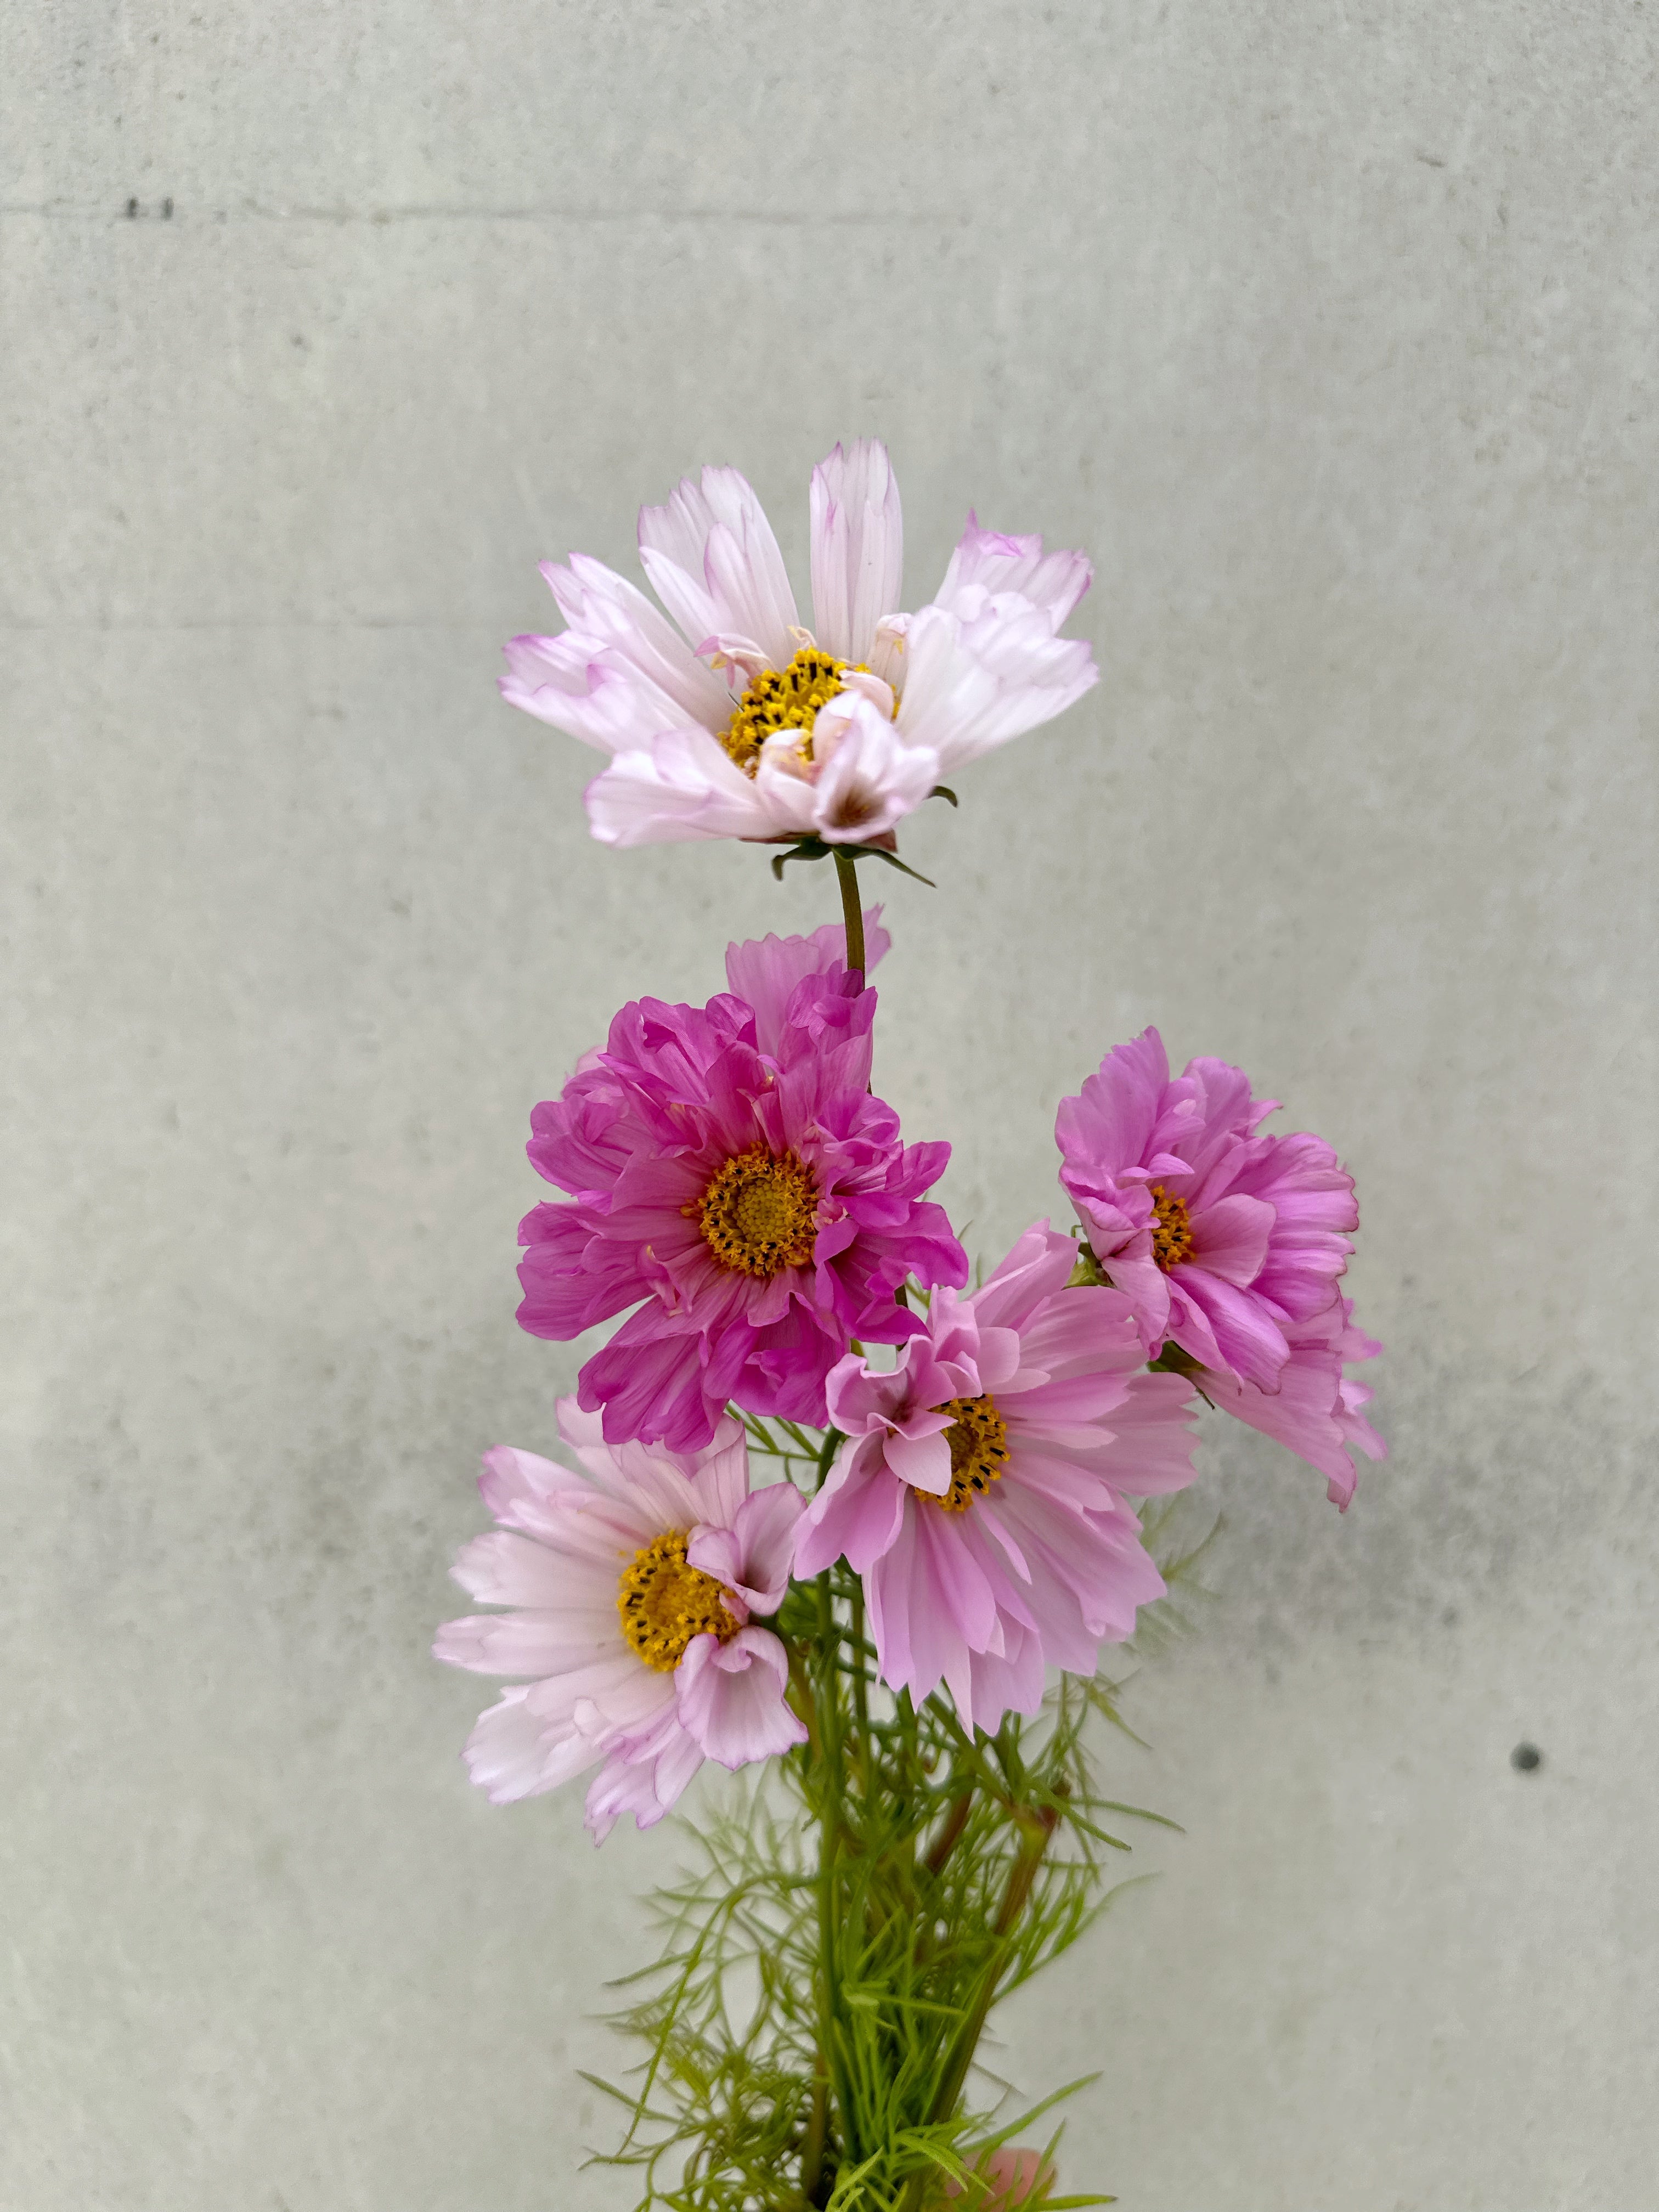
[517,915,967,1453]
[1055,1028,1359,1391]
[793,1222,1198,1735]
[500,439,1097,848]
[1191,1295,1386,1509]
[434,1398,806,1841]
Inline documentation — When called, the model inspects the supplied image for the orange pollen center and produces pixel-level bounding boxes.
[927,1395,1011,1512]
[616,1531,739,1673]
[689,1143,819,1278]
[1149,1183,1194,1272]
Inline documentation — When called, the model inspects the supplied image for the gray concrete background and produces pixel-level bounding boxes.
[3,4,1656,2207]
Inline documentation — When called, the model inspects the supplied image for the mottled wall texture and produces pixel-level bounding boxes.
[4,4,1656,2207]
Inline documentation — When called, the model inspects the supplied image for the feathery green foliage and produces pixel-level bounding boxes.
[582,1419,1215,2211]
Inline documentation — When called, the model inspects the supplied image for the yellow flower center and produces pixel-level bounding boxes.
[719,645,849,776]
[616,1531,740,1673]
[690,1143,819,1278]
[1149,1182,1194,1272]
[927,1395,1011,1512]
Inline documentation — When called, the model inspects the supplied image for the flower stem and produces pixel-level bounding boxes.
[833,850,865,978]
[923,1790,975,1879]
[897,1804,1063,2212]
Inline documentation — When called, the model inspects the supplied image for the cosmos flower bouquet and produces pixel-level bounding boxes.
[437,444,1385,2210]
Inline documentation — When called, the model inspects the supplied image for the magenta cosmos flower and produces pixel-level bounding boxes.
[793,1223,1199,1734]
[1192,1295,1386,1509]
[500,439,1097,848]
[517,914,967,1453]
[434,1398,806,1839]
[1055,1028,1359,1391]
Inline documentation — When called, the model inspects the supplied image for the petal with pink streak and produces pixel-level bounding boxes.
[796,695,941,846]
[1173,1266,1290,1390]
[1187,1192,1276,1286]
[688,1481,805,1613]
[886,1425,954,1496]
[809,438,905,667]
[584,729,779,848]
[793,1437,908,1577]
[461,1688,609,1806]
[447,1528,622,1613]
[1054,1029,1171,1197]
[933,514,1093,629]
[638,465,800,672]
[675,1628,808,1768]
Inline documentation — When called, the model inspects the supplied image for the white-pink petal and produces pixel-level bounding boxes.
[585,729,783,847]
[675,1628,808,1768]
[639,465,800,673]
[809,438,905,667]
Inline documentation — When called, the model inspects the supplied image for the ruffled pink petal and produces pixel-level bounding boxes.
[674,1628,807,1768]
[723,907,889,1056]
[793,1435,908,1576]
[540,551,732,727]
[1172,1266,1289,1390]
[688,1481,805,1613]
[885,1425,954,1495]
[894,601,1097,774]
[638,465,800,671]
[500,630,693,754]
[584,728,781,847]
[582,1702,706,1842]
[460,1686,608,1805]
[446,1527,623,1613]
[1055,1029,1171,1193]
[933,515,1093,628]
[809,438,905,666]
[433,1607,617,1678]
[794,693,942,845]
[1187,1192,1276,1287]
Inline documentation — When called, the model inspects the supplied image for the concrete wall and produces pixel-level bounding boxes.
[4,5,1655,2205]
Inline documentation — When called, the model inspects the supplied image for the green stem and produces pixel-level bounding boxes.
[809,1423,856,2181]
[797,2057,828,2206]
[897,1806,1062,2212]
[923,1790,975,1880]
[833,849,865,978]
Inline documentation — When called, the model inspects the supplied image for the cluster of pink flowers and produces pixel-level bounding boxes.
[438,441,1385,1839]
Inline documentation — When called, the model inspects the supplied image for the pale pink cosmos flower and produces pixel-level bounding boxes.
[1191,1294,1386,1509]
[500,439,1097,848]
[1056,1028,1359,1391]
[434,1398,806,1841]
[793,1222,1199,1735]
[517,914,967,1453]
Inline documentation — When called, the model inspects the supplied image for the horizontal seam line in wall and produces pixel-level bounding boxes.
[1,618,501,631]
[0,202,972,228]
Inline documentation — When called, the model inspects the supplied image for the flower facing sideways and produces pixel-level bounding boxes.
[1187,1294,1386,1509]
[434,1399,806,1840]
[793,1222,1199,1735]
[516,915,967,1453]
[1056,1028,1359,1391]
[500,438,1097,848]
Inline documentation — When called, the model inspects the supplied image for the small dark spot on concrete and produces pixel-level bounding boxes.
[1511,1742,1542,1772]
[162,197,173,218]
[126,197,139,218]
